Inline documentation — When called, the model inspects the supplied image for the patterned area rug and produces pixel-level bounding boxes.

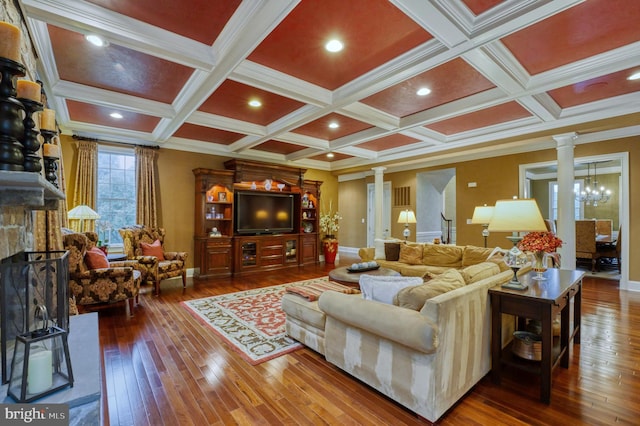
[181,277,330,365]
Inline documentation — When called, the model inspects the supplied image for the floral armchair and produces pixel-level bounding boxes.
[62,231,140,314]
[118,225,188,295]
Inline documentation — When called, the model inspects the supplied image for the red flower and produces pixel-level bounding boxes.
[517,231,563,253]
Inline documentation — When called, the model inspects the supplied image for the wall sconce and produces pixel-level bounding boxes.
[8,305,73,403]
[397,209,416,241]
[471,205,494,248]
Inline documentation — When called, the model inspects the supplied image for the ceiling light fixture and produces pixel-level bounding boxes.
[109,112,123,119]
[248,99,261,107]
[328,122,339,129]
[325,39,344,52]
[85,34,107,47]
[627,71,640,81]
[326,152,334,158]
[416,87,431,96]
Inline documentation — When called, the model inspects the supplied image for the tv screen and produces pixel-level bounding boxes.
[234,191,295,234]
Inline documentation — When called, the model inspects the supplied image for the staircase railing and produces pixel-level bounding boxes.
[441,213,452,244]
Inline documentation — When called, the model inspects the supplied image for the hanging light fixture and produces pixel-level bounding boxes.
[574,162,612,207]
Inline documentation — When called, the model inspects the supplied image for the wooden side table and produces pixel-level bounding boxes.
[489,268,584,403]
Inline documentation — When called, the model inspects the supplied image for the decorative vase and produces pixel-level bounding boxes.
[322,236,338,264]
[532,250,548,280]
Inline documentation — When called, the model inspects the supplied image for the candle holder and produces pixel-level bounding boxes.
[0,57,26,171]
[18,98,43,172]
[41,129,59,187]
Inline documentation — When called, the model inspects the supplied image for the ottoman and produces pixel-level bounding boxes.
[281,293,327,355]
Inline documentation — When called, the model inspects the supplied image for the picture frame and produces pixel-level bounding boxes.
[217,192,227,202]
[207,194,214,202]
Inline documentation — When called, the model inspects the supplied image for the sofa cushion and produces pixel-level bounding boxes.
[422,244,463,267]
[374,238,401,260]
[399,244,423,265]
[460,262,500,284]
[393,269,466,310]
[384,242,402,261]
[359,275,423,305]
[486,254,510,272]
[461,245,495,266]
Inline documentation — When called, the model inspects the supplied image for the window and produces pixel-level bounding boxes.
[548,181,583,221]
[96,148,136,245]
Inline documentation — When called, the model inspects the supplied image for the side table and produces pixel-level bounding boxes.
[489,268,584,403]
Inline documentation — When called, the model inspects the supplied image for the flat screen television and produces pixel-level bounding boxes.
[234,191,295,235]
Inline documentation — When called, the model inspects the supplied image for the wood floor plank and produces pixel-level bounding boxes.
[94,257,640,425]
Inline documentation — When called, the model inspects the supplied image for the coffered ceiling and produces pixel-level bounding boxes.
[18,0,640,173]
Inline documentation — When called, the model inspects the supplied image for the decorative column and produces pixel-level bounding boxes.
[553,132,577,270]
[372,167,386,240]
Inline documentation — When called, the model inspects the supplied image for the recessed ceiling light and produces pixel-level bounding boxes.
[325,39,344,52]
[627,72,640,81]
[85,34,107,47]
[110,112,123,119]
[248,99,262,107]
[416,87,431,96]
[326,152,335,158]
[328,122,339,129]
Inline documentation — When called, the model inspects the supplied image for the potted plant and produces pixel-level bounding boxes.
[319,201,342,263]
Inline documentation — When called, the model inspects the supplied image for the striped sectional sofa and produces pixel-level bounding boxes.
[282,253,527,422]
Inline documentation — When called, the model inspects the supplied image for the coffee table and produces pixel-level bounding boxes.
[328,266,401,288]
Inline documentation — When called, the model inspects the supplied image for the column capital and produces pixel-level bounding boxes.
[371,166,387,174]
[552,132,577,148]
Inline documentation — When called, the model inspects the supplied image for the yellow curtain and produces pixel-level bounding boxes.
[71,140,98,232]
[135,146,158,228]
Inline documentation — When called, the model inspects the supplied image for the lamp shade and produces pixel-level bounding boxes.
[67,205,100,220]
[487,199,546,232]
[471,205,494,224]
[397,209,416,224]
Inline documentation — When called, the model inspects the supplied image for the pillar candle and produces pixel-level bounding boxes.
[0,21,21,62]
[16,80,41,102]
[43,143,60,158]
[27,349,53,394]
[40,108,56,130]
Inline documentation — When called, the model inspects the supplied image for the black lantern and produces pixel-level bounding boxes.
[7,305,73,403]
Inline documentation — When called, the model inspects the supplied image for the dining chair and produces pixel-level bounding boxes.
[597,225,621,272]
[575,220,602,272]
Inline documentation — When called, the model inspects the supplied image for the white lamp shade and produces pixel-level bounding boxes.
[397,209,416,224]
[67,205,100,220]
[487,199,546,232]
[471,205,494,224]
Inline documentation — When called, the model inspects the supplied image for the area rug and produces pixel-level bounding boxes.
[181,277,330,365]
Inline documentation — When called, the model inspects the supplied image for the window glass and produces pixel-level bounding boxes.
[96,148,136,245]
[549,181,583,221]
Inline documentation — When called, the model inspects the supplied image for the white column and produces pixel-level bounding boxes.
[372,167,386,240]
[553,132,577,270]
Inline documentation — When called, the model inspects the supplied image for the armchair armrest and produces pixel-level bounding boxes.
[164,251,188,262]
[109,260,138,268]
[71,266,134,281]
[135,255,159,266]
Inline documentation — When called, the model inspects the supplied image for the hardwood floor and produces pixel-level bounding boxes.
[93,254,640,425]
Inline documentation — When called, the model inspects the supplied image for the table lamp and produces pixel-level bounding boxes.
[397,209,416,241]
[67,205,100,232]
[487,198,546,290]
[471,205,494,248]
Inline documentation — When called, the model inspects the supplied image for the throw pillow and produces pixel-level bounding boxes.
[422,244,464,267]
[486,254,510,272]
[85,246,109,269]
[461,245,495,267]
[394,269,466,310]
[359,275,423,305]
[140,239,165,261]
[460,262,500,284]
[374,238,401,260]
[384,242,401,261]
[399,244,423,265]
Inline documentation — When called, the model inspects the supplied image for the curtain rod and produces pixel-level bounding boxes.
[72,134,160,150]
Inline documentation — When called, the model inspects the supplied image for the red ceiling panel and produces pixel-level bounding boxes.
[290,113,373,141]
[355,133,420,151]
[252,140,307,155]
[48,25,194,103]
[198,80,306,125]
[547,68,640,108]
[361,58,496,117]
[66,99,160,132]
[501,0,640,75]
[425,101,531,135]
[85,0,241,45]
[247,0,433,90]
[173,123,245,145]
[462,0,506,16]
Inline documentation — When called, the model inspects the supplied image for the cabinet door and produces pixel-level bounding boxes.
[204,238,232,276]
[301,234,318,264]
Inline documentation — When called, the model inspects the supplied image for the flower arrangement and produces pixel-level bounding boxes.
[517,231,563,253]
[319,200,341,238]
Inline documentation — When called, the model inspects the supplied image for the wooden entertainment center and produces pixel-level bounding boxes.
[193,160,322,279]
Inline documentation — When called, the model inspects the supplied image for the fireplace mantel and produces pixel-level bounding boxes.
[0,170,65,210]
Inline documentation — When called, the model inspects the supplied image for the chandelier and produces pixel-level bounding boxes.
[575,162,612,206]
